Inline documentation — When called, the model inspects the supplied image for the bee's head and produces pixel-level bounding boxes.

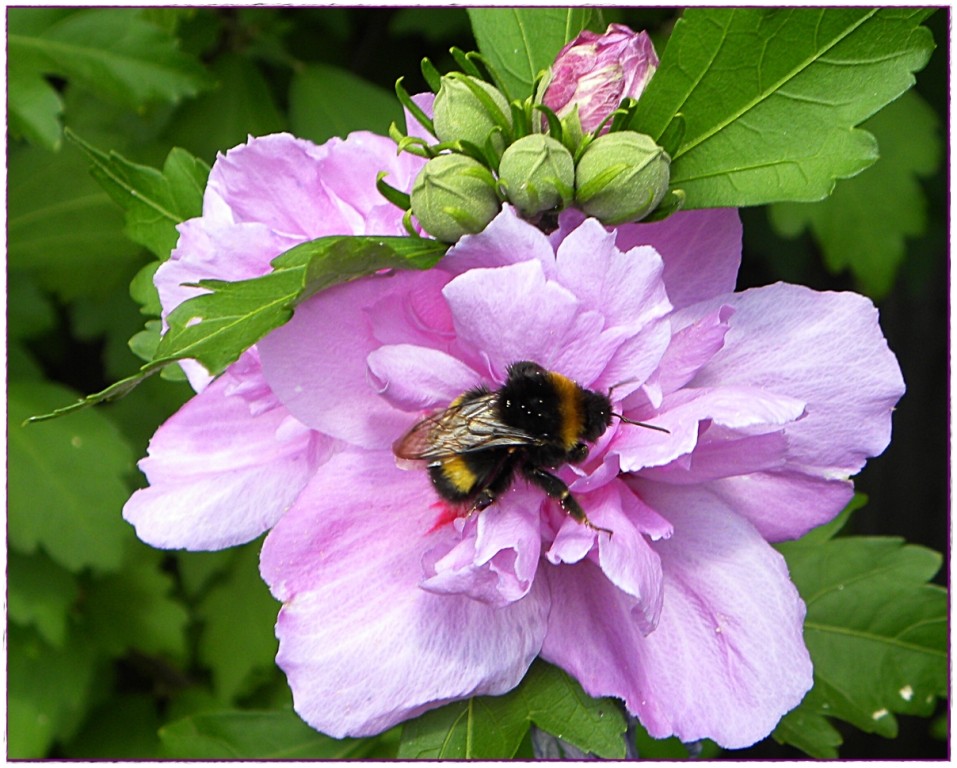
[580,390,613,443]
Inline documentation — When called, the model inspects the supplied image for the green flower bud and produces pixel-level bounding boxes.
[411,154,501,243]
[498,135,575,217]
[432,75,512,148]
[574,132,670,224]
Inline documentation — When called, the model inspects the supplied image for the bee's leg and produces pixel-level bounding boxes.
[521,466,613,537]
[467,451,517,515]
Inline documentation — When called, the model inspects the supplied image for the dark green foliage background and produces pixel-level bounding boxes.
[7,7,948,759]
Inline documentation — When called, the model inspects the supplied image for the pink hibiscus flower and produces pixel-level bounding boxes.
[124,130,903,749]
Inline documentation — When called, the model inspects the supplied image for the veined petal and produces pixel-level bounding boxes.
[124,372,327,550]
[259,271,438,448]
[636,471,855,542]
[542,500,811,749]
[367,344,479,413]
[615,385,806,473]
[443,259,620,385]
[554,218,671,332]
[441,205,558,277]
[207,133,345,236]
[614,208,743,309]
[260,449,549,737]
[646,304,735,398]
[591,483,664,632]
[688,283,905,476]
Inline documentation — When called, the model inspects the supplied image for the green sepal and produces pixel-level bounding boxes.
[449,46,485,81]
[535,104,565,145]
[641,189,685,223]
[420,57,442,93]
[455,138,500,173]
[375,171,411,211]
[607,98,639,133]
[657,113,686,157]
[510,100,531,140]
[394,134,436,159]
[394,76,435,138]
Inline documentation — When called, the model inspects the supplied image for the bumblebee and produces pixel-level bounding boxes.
[392,360,667,536]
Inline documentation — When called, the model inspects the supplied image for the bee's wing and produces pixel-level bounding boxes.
[393,393,539,462]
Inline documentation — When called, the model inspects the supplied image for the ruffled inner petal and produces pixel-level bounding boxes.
[421,488,543,606]
[260,448,550,738]
[591,484,665,633]
[259,271,429,448]
[614,385,806,474]
[614,209,743,309]
[440,205,559,277]
[367,344,479,413]
[554,218,671,333]
[442,259,624,386]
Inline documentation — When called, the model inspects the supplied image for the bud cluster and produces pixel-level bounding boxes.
[385,33,679,243]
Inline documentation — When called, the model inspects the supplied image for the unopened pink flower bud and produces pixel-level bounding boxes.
[542,24,658,135]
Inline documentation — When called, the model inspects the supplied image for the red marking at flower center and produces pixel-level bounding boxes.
[427,500,462,534]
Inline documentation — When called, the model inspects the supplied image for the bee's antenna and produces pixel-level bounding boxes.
[612,412,670,434]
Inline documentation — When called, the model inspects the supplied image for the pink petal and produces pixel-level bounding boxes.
[366,269,455,348]
[207,133,346,236]
[591,483,665,633]
[258,271,435,448]
[442,259,621,385]
[615,385,806,473]
[260,449,549,737]
[367,344,479,413]
[422,487,543,606]
[441,205,557,277]
[636,471,854,542]
[645,304,735,402]
[614,209,743,309]
[637,431,789,484]
[312,131,424,233]
[123,373,327,550]
[542,500,811,749]
[555,218,671,332]
[688,283,905,475]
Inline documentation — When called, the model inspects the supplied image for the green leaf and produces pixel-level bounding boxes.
[196,542,281,701]
[467,8,595,100]
[8,272,57,341]
[8,550,79,647]
[8,380,135,572]
[67,129,209,260]
[80,548,190,659]
[8,625,100,758]
[28,236,448,422]
[62,694,163,759]
[159,710,372,759]
[8,142,143,300]
[166,52,286,163]
[774,534,947,758]
[517,660,628,757]
[289,63,403,144]
[768,90,941,298]
[633,8,936,208]
[397,660,627,759]
[8,62,64,150]
[8,7,212,111]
